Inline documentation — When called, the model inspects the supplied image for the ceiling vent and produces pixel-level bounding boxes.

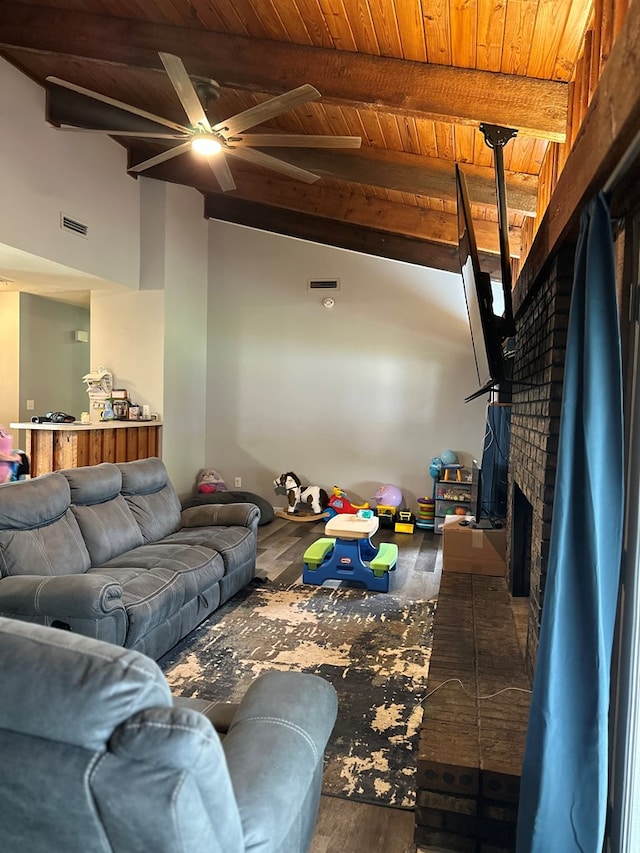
[307,279,339,291]
[61,213,88,237]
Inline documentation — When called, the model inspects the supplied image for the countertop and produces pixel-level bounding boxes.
[11,420,161,430]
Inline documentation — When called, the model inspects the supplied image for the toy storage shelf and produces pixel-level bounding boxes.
[434,477,473,534]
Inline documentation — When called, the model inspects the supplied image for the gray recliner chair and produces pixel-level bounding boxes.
[0,617,338,852]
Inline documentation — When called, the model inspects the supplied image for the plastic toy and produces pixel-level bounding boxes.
[416,497,435,530]
[394,510,415,534]
[196,469,227,494]
[273,471,329,515]
[303,514,398,593]
[373,483,403,508]
[441,449,458,465]
[375,504,397,529]
[327,486,370,516]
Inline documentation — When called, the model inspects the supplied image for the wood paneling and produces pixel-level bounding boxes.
[24,425,162,478]
[519,0,631,267]
[0,6,569,139]
[516,0,640,301]
[0,0,628,273]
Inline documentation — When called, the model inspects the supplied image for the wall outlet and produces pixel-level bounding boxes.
[26,400,34,410]
[234,477,242,488]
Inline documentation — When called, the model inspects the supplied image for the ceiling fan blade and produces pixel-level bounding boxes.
[209,155,236,192]
[226,146,320,184]
[214,85,321,136]
[232,134,361,148]
[46,76,189,133]
[127,141,193,173]
[159,52,212,133]
[56,126,189,139]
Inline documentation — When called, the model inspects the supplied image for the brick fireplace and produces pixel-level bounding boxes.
[507,245,574,678]
[415,247,576,850]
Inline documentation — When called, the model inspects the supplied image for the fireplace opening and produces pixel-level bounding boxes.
[511,483,532,597]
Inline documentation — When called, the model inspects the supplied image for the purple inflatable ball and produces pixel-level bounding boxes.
[374,483,403,508]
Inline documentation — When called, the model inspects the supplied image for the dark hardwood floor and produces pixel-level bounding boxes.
[257,513,442,601]
[256,513,442,853]
[311,797,417,853]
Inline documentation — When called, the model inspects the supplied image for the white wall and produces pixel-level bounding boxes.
[90,178,168,419]
[1,54,489,504]
[91,180,208,496]
[90,289,165,414]
[0,293,20,434]
[206,222,489,510]
[161,182,208,493]
[0,58,140,290]
[1,57,208,493]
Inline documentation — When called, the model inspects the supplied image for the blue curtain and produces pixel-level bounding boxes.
[516,194,624,852]
[480,404,511,519]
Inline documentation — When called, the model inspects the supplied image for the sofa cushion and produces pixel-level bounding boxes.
[0,474,90,577]
[159,526,256,578]
[63,464,144,566]
[118,459,182,542]
[63,463,122,505]
[94,544,225,644]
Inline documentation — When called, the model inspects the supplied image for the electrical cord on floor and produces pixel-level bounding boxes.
[423,677,532,703]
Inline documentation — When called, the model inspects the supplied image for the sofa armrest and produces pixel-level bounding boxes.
[180,502,260,533]
[0,575,127,643]
[222,671,338,851]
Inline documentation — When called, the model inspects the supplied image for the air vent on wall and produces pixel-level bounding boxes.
[307,279,339,290]
[60,213,88,237]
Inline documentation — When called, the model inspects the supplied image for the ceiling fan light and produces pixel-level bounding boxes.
[191,134,222,155]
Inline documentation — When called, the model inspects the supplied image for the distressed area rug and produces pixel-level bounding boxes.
[160,583,436,808]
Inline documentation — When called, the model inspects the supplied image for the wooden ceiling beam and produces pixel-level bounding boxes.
[249,146,538,216]
[203,193,504,277]
[44,83,538,214]
[0,3,567,140]
[130,147,521,258]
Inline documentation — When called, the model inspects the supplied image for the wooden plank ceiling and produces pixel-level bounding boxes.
[0,0,595,277]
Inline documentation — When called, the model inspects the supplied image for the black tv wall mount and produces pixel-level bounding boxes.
[479,123,518,339]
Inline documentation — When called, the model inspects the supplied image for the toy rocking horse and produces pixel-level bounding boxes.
[273,472,329,516]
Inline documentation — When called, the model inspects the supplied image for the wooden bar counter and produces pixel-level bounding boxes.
[10,420,162,478]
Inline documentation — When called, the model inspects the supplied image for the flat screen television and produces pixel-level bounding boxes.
[456,164,512,402]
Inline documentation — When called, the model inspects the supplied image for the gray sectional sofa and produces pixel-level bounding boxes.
[0,458,259,659]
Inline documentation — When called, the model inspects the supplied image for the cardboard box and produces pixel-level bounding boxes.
[442,520,507,576]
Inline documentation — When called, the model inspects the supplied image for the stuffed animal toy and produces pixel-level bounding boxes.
[273,471,329,515]
[196,469,227,494]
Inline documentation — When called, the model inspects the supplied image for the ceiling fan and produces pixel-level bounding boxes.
[45,52,361,192]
